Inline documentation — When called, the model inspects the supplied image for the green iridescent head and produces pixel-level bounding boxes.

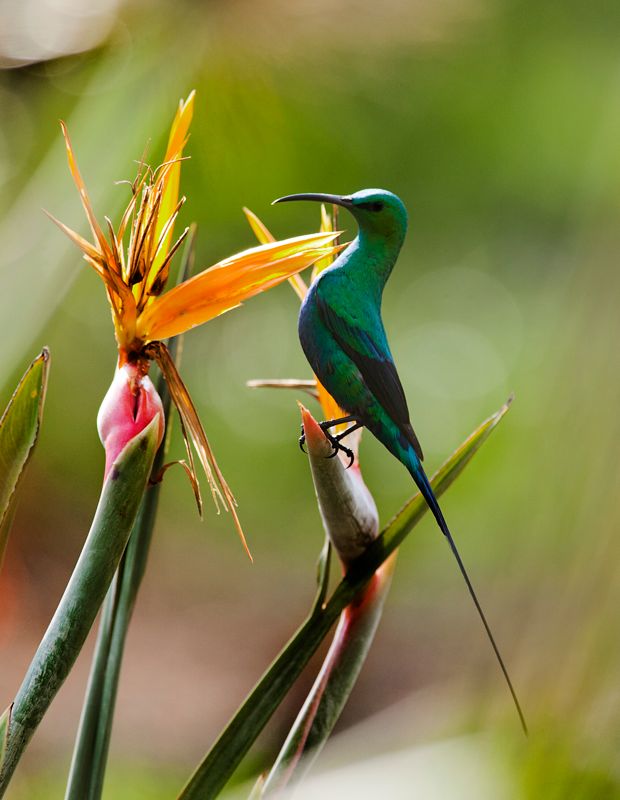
[274,188,408,239]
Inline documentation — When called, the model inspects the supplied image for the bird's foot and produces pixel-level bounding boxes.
[298,415,360,469]
[321,426,355,469]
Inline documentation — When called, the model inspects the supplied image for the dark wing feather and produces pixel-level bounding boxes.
[317,294,424,460]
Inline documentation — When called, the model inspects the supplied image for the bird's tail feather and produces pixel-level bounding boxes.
[409,459,528,735]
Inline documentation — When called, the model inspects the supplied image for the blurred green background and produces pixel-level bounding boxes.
[1,0,619,797]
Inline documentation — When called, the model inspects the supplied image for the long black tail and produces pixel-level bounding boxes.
[412,464,528,735]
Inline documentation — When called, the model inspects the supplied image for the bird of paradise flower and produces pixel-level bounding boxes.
[48,91,342,556]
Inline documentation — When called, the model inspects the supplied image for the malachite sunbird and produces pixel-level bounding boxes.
[274,188,527,734]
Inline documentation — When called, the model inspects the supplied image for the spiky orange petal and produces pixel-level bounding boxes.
[136,233,343,342]
[60,122,114,267]
[150,91,195,277]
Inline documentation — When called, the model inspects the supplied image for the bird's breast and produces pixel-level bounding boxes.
[298,285,323,373]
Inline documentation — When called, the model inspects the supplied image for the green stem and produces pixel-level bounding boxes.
[64,475,165,800]
[0,417,161,797]
[65,228,195,800]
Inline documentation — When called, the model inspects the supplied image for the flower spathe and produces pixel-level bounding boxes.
[97,362,165,480]
[51,92,341,555]
[299,405,379,563]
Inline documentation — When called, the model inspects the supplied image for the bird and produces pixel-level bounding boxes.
[274,188,527,734]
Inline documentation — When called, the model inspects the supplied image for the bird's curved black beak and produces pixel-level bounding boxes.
[272,193,354,208]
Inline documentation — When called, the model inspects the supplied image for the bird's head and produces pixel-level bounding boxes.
[273,188,407,240]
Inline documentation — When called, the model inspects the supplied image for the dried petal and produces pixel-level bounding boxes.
[145,341,252,560]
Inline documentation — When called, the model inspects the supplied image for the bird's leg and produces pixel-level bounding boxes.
[333,421,364,442]
[318,414,358,431]
[299,415,362,469]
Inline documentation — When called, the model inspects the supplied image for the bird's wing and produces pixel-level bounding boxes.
[316,292,424,460]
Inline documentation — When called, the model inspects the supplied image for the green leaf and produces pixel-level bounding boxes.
[0,415,161,798]
[0,348,50,572]
[177,398,512,800]
[261,556,396,795]
[310,535,332,618]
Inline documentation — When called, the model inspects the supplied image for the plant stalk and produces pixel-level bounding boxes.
[0,417,161,797]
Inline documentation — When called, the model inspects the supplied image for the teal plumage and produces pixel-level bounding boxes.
[275,189,526,733]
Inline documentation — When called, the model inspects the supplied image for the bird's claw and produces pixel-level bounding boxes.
[298,422,354,468]
[324,431,355,469]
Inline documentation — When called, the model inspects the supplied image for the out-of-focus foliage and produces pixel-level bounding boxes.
[1,0,619,797]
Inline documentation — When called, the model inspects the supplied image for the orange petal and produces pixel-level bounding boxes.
[44,209,103,264]
[164,91,195,165]
[45,210,137,331]
[60,121,113,266]
[244,207,308,301]
[317,379,349,434]
[151,92,195,276]
[136,232,343,342]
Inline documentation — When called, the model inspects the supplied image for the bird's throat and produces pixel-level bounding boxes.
[342,230,404,295]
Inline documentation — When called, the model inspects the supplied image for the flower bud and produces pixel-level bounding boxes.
[97,362,164,479]
[300,405,379,565]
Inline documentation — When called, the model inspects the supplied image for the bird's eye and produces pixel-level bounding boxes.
[359,200,384,212]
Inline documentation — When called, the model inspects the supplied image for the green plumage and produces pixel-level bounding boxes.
[275,188,527,733]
